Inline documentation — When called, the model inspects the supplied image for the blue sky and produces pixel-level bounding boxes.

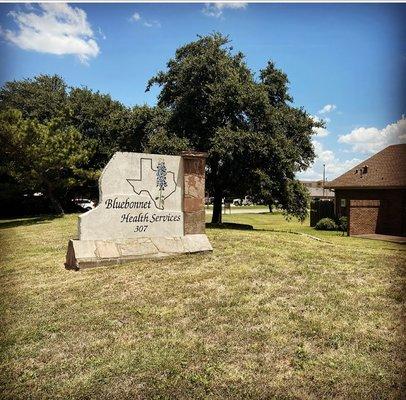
[0,2,405,180]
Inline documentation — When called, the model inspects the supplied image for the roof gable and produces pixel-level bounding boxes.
[326,144,406,188]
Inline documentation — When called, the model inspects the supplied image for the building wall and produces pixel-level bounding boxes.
[334,189,406,236]
[348,199,380,236]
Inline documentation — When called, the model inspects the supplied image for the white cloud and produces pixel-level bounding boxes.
[143,20,161,28]
[203,2,247,18]
[312,114,330,124]
[338,116,406,154]
[313,127,330,137]
[311,115,330,137]
[1,3,99,64]
[297,139,360,181]
[131,12,141,22]
[130,11,160,28]
[328,158,361,177]
[318,104,337,114]
[313,140,335,164]
[298,115,406,181]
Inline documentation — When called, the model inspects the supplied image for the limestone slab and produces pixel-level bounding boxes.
[79,152,184,241]
[118,239,158,257]
[65,235,212,269]
[151,236,185,254]
[95,241,120,259]
[73,240,97,259]
[182,234,213,253]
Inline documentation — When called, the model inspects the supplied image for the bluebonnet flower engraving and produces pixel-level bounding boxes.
[156,160,168,208]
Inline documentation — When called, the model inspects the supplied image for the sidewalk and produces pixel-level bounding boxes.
[205,207,268,215]
[353,234,406,244]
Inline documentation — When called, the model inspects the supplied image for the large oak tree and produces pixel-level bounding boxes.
[147,33,320,223]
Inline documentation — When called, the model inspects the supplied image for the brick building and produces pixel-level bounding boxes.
[326,144,406,236]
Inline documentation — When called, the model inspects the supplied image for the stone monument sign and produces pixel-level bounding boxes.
[65,151,212,269]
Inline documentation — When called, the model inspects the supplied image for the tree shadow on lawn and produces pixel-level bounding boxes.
[206,222,254,231]
[0,214,63,230]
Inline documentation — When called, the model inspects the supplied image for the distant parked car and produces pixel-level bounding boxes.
[242,196,253,206]
[23,192,43,197]
[233,198,242,206]
[73,198,95,211]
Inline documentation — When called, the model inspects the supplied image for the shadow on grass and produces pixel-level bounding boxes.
[0,214,63,230]
[206,222,254,231]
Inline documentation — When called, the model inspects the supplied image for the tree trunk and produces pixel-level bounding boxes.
[268,203,273,213]
[46,185,64,215]
[211,188,223,224]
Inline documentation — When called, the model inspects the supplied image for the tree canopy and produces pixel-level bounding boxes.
[0,109,95,214]
[0,34,320,220]
[147,33,320,222]
[0,75,162,213]
[0,75,68,122]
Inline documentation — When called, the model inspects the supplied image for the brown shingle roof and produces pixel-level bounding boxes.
[326,144,406,189]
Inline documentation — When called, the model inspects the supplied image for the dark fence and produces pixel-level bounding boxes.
[310,200,335,227]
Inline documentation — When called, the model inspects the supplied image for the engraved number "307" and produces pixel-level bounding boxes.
[134,225,148,232]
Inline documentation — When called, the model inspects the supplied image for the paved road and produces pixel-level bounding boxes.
[205,208,269,215]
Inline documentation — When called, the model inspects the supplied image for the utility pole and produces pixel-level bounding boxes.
[322,163,326,197]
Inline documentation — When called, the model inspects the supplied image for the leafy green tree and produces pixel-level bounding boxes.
[147,33,319,223]
[67,87,131,169]
[0,75,68,122]
[0,109,95,214]
[119,105,187,154]
[0,74,181,212]
[119,105,157,153]
[260,61,293,107]
[0,75,140,171]
[145,126,190,155]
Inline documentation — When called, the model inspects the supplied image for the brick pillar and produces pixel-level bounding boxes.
[182,152,207,235]
[348,199,380,236]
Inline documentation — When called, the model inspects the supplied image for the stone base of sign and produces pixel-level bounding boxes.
[65,234,213,270]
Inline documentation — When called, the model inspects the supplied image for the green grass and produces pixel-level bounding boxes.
[212,211,406,250]
[1,213,405,399]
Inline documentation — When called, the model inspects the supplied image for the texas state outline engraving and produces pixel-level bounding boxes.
[126,158,177,210]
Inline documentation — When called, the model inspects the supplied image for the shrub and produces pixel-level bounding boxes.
[338,216,348,232]
[315,217,337,231]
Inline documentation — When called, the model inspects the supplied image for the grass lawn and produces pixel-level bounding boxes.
[212,211,406,250]
[0,213,405,399]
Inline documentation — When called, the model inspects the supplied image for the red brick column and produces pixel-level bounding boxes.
[182,152,207,235]
[349,199,380,235]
